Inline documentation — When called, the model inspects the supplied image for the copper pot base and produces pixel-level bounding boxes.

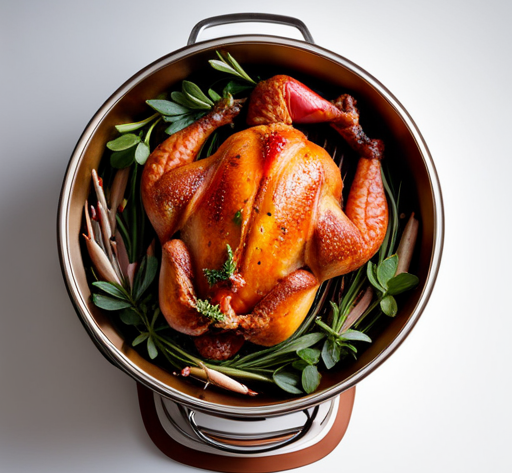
[137,383,355,472]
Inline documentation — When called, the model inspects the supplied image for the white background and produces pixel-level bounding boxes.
[1,0,511,471]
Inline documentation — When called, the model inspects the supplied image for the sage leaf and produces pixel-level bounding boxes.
[274,332,325,356]
[322,338,341,369]
[170,91,196,109]
[209,59,238,76]
[182,81,214,106]
[297,347,321,365]
[339,329,372,343]
[146,99,189,116]
[302,365,321,394]
[92,293,132,311]
[134,142,150,165]
[133,255,158,301]
[165,115,197,135]
[110,146,135,169]
[147,337,158,359]
[115,113,159,134]
[119,308,141,326]
[273,368,303,395]
[377,254,398,288]
[171,90,210,110]
[387,273,419,296]
[92,281,128,300]
[292,359,309,371]
[367,261,385,293]
[132,332,149,346]
[162,113,191,123]
[225,52,256,84]
[381,295,398,317]
[181,92,212,110]
[106,133,141,151]
[208,88,221,102]
[223,81,254,96]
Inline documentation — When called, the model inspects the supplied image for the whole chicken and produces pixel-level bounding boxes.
[141,75,388,360]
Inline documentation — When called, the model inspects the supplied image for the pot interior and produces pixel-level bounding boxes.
[60,38,441,416]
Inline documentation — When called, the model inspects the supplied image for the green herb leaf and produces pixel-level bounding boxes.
[106,133,141,151]
[170,91,197,109]
[92,293,132,311]
[367,261,385,293]
[381,295,398,317]
[233,209,243,226]
[292,359,309,371]
[273,367,303,394]
[224,52,256,84]
[147,336,158,359]
[274,332,325,356]
[182,81,214,107]
[92,281,128,300]
[119,308,142,326]
[133,255,159,301]
[386,273,419,296]
[171,90,210,110]
[205,132,219,158]
[146,99,190,116]
[162,113,191,123]
[208,88,222,102]
[209,59,239,77]
[110,146,136,169]
[223,80,254,96]
[165,115,197,135]
[203,244,236,286]
[329,300,340,328]
[210,52,256,84]
[135,142,150,165]
[321,338,341,369]
[195,299,224,322]
[133,332,149,346]
[377,254,398,289]
[115,113,159,134]
[339,329,372,343]
[297,347,321,365]
[302,365,321,394]
[150,308,160,329]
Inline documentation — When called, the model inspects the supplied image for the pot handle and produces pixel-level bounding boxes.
[187,13,314,45]
[183,404,319,454]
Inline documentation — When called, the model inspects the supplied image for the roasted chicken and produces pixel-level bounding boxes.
[141,75,388,360]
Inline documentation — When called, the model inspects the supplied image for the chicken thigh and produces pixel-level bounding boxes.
[141,75,388,359]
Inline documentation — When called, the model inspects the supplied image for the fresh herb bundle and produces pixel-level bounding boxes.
[83,51,419,397]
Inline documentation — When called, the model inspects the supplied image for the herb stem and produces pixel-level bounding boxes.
[115,113,159,134]
[144,116,162,146]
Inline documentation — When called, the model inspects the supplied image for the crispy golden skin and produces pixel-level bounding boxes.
[141,78,388,359]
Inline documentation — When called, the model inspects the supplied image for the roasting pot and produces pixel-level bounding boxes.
[57,13,443,423]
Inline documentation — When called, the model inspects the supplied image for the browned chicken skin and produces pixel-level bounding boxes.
[141,75,388,360]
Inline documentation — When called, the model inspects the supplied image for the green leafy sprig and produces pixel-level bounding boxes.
[195,298,225,323]
[209,51,257,85]
[203,244,236,286]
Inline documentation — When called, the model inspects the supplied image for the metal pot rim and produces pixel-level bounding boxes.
[58,33,444,418]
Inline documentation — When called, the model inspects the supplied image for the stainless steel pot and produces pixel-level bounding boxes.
[58,13,443,421]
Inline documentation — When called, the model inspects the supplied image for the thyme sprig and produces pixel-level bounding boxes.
[195,298,225,322]
[203,244,236,286]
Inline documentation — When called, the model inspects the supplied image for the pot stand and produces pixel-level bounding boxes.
[137,383,355,472]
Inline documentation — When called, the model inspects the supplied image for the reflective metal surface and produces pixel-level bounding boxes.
[58,33,443,418]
